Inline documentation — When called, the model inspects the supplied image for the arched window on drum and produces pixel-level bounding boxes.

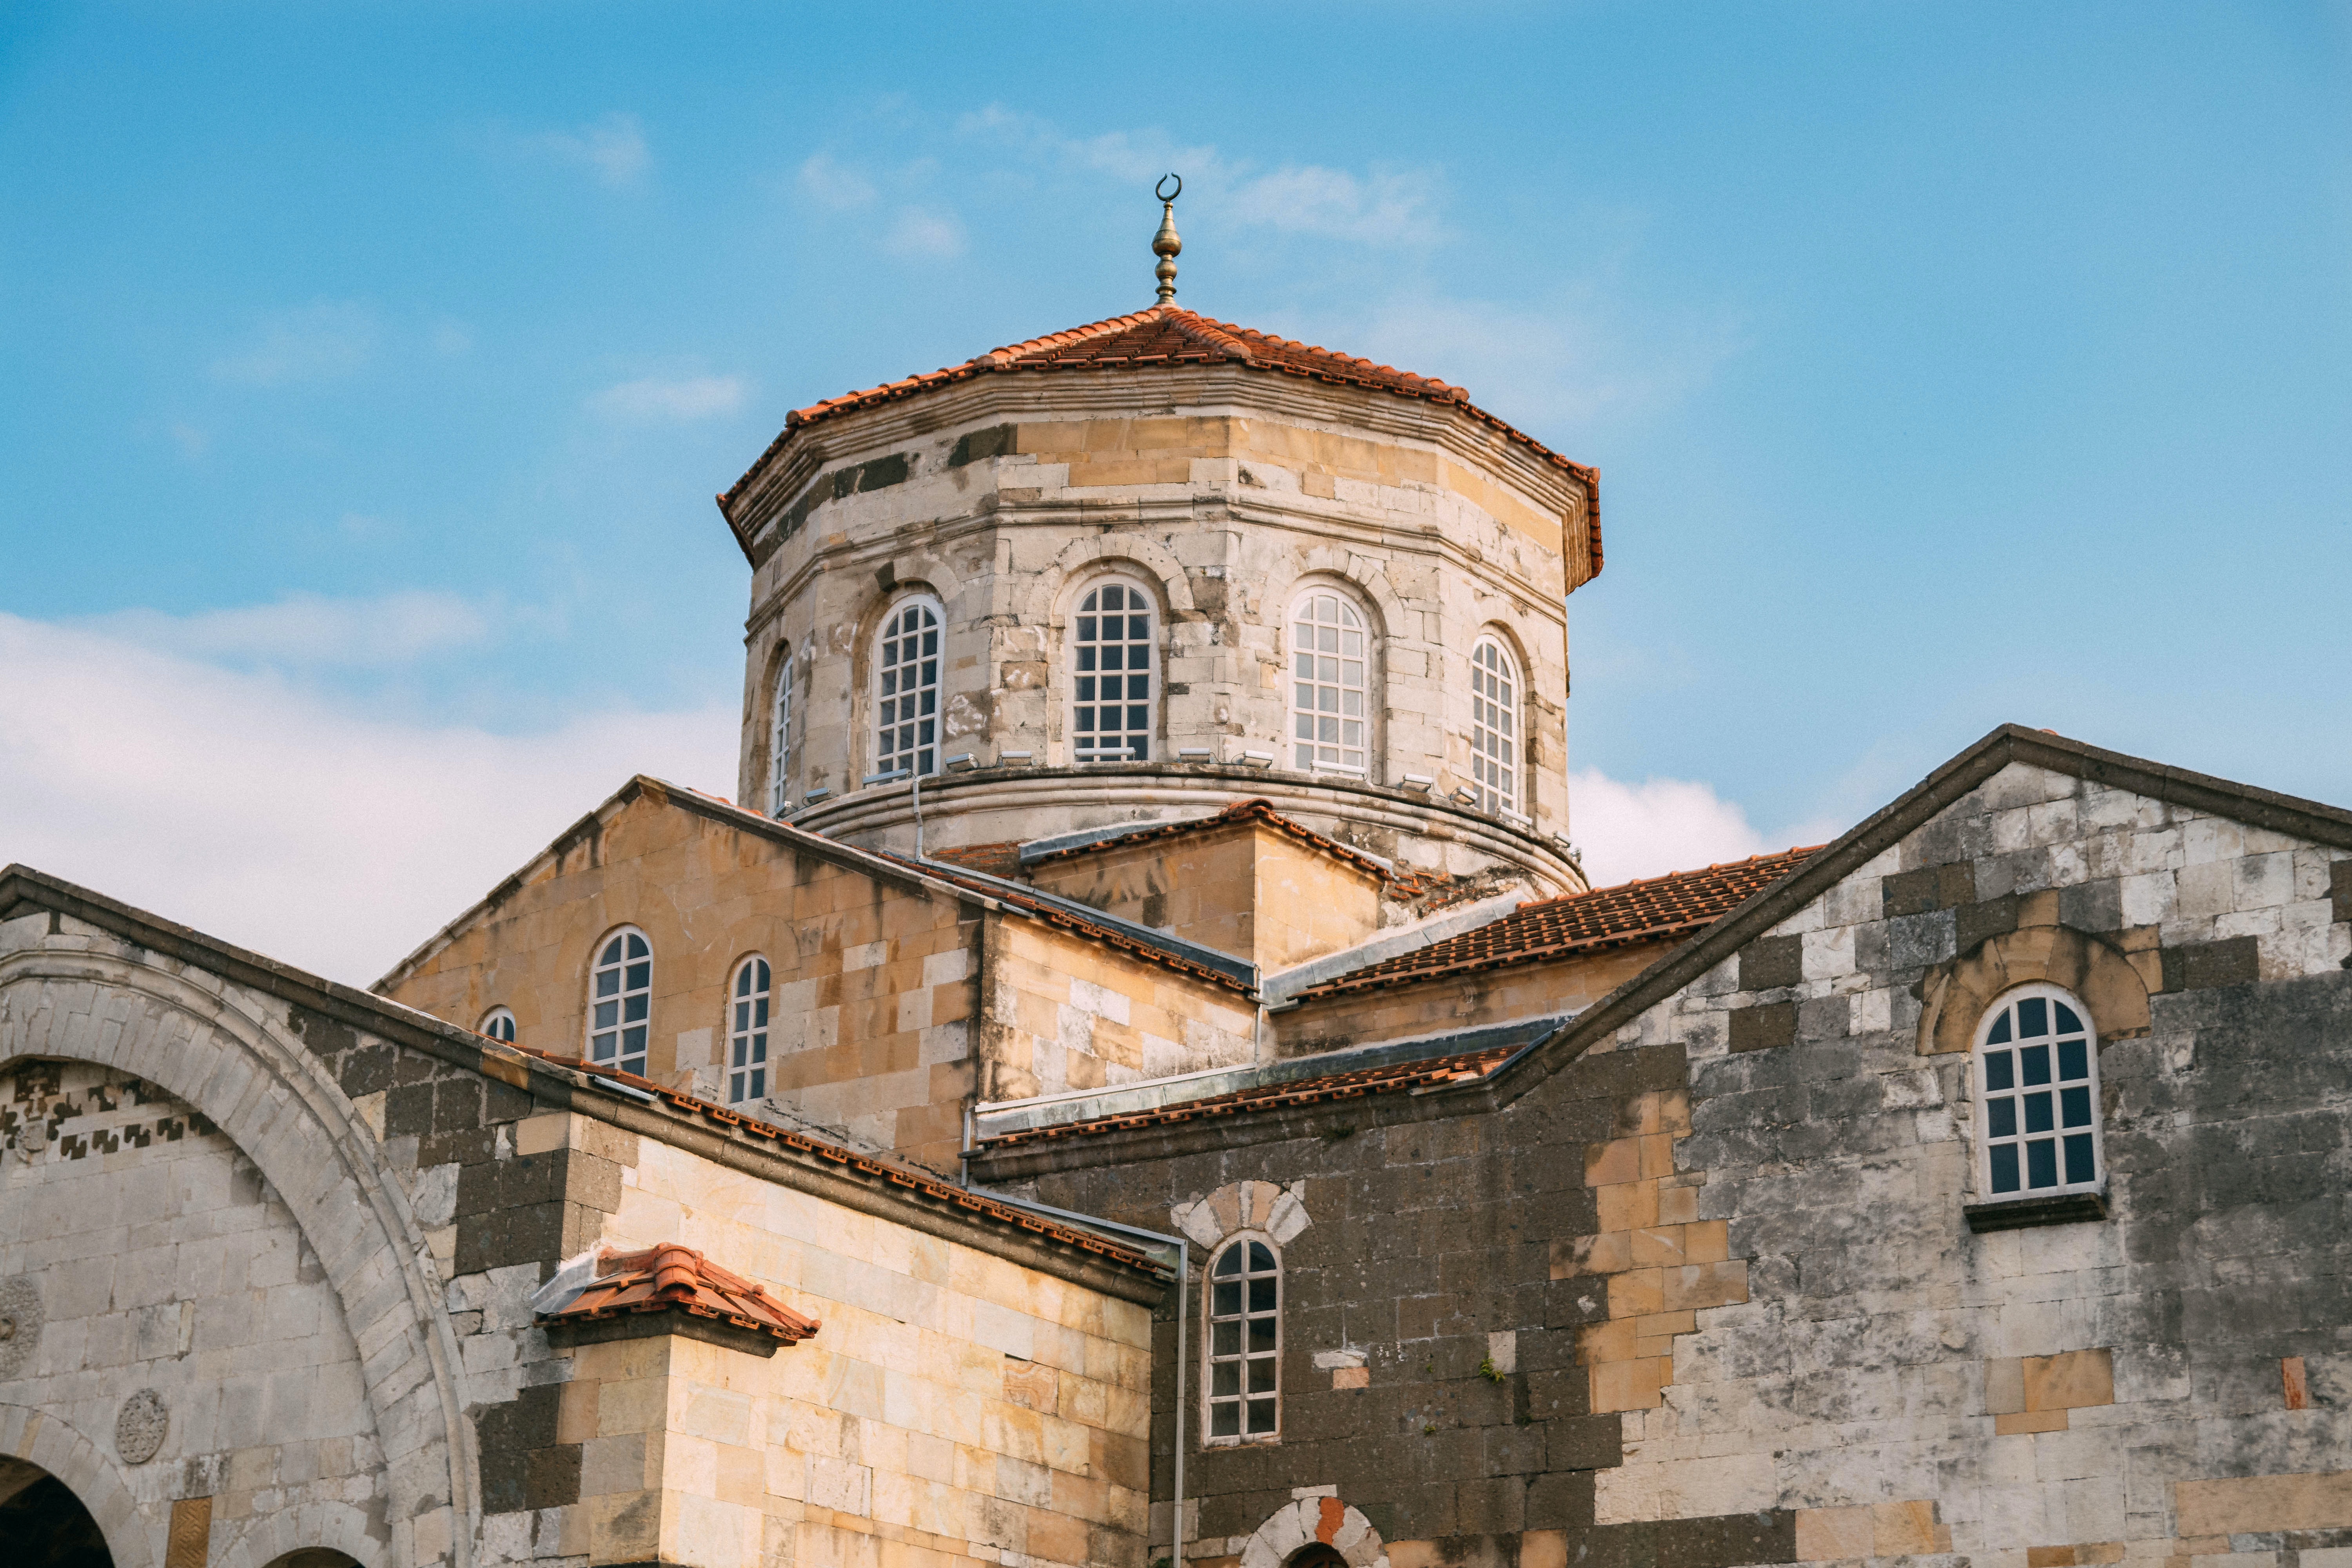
[1288,590,1368,775]
[1071,579,1155,762]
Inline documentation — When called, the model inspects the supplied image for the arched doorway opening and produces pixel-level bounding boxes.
[1288,1548,1349,1568]
[0,1457,111,1568]
[261,1553,361,1568]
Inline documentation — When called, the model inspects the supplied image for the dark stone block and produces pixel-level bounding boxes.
[1888,909,1957,969]
[1795,995,1851,1043]
[2164,936,2261,992]
[1955,895,2021,956]
[1728,1004,1795,1054]
[333,1042,397,1098]
[524,1443,582,1509]
[2061,878,2125,933]
[1882,861,1974,917]
[2334,860,2352,924]
[1652,1508,1797,1568]
[1522,1467,1595,1531]
[1544,1413,1624,1469]
[949,424,1016,467]
[1738,936,1802,991]
[1453,1477,1524,1534]
[432,1076,485,1135]
[384,1082,436,1139]
[484,1080,537,1125]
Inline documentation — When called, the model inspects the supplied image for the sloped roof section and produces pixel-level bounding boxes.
[1296,847,1821,1000]
[719,304,1599,535]
[538,1243,821,1344]
[1024,798,1416,893]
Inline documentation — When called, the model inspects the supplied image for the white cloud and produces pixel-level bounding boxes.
[211,301,378,386]
[589,374,750,423]
[80,590,493,670]
[430,320,474,356]
[522,111,651,188]
[0,613,736,985]
[1568,766,1842,887]
[798,152,877,210]
[885,207,966,259]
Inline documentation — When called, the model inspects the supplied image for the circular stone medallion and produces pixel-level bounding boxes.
[116,1388,169,1465]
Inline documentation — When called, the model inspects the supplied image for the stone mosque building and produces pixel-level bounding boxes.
[4,194,2350,1568]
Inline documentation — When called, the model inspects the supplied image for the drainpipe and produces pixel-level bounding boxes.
[963,1181,1190,1568]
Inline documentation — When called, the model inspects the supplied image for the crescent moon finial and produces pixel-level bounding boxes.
[1156,172,1182,203]
[1152,176,1183,305]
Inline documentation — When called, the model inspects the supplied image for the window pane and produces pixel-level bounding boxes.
[1248,1318,1275,1352]
[2054,1001,2083,1033]
[2060,1086,2092,1128]
[1211,1404,1239,1437]
[1991,1144,2020,1193]
[2020,1045,2051,1085]
[597,971,619,997]
[2026,1139,2058,1188]
[1987,1012,2012,1045]
[1247,1398,1276,1433]
[1214,1247,1243,1277]
[1984,1052,2013,1091]
[627,935,648,959]
[1987,1097,2016,1138]
[1213,1321,1240,1356]
[2063,1133,2096,1184]
[2024,1092,2054,1134]
[1212,1363,1239,1397]
[1249,1278,1276,1313]
[1213,1283,1241,1316]
[749,1069,764,1098]
[595,1001,617,1029]
[730,1072,744,1102]
[2018,997,2049,1036]
[2058,1039,2088,1081]
[1247,1359,1276,1393]
[1249,1242,1274,1270]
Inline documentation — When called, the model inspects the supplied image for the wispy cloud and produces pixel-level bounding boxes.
[430,319,474,356]
[1568,766,1843,886]
[0,612,735,983]
[490,111,652,189]
[80,590,495,670]
[885,207,965,259]
[798,151,877,210]
[210,301,378,386]
[589,374,750,423]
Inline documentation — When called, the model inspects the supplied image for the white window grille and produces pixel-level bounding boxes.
[729,956,770,1103]
[1073,580,1154,762]
[1468,637,1520,815]
[769,647,792,815]
[875,598,942,779]
[1974,986,2103,1198]
[1289,592,1367,774]
[589,929,652,1077]
[1205,1238,1280,1441]
[479,1007,516,1044]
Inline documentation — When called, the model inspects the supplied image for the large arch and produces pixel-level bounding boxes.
[1238,1495,1389,1568]
[0,1406,151,1568]
[1915,922,2154,1055]
[0,941,477,1568]
[212,1498,384,1568]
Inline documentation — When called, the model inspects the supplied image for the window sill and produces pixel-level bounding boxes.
[1964,1189,2108,1233]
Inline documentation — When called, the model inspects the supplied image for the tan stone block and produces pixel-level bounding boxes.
[2024,1348,2113,1412]
[1629,1226,1687,1268]
[1606,1268,1665,1317]
[1385,1544,1438,1568]
[1520,1530,1567,1568]
[1682,1220,1730,1264]
[1025,1504,1089,1565]
[1638,1134,1676,1179]
[1589,1357,1664,1413]
[1597,1181,1658,1233]
[1577,1319,1637,1365]
[1655,1184,1700,1226]
[2027,1549,2078,1567]
[1872,1500,1947,1555]
[1660,1261,1748,1312]
[1332,1367,1369,1389]
[2174,1470,2352,1536]
[1795,1505,1873,1561]
[558,1379,602,1445]
[1995,1409,2069,1435]
[1585,1138,1641,1187]
[1656,1089,1692,1137]
[1633,1311,1696,1339]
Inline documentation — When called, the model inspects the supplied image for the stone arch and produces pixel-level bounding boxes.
[1281,546,1404,647]
[1171,1179,1310,1253]
[1916,923,2154,1056]
[1240,1495,1389,1568]
[0,946,475,1568]
[212,1498,384,1568]
[0,1402,156,1568]
[1022,533,1199,626]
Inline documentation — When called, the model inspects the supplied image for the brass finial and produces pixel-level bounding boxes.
[1152,174,1182,305]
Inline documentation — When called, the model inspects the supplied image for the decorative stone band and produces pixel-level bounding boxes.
[534,1243,820,1357]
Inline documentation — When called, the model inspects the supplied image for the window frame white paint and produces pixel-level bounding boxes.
[768,644,793,816]
[1201,1233,1283,1445]
[728,954,771,1104]
[588,926,653,1078]
[1286,588,1371,777]
[872,594,945,780]
[479,1006,516,1044]
[1971,983,2105,1201]
[1468,634,1522,817]
[1069,575,1158,764]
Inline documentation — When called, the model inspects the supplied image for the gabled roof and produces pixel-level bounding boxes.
[538,1243,821,1345]
[1023,798,1416,893]
[719,305,1599,559]
[1295,847,1819,999]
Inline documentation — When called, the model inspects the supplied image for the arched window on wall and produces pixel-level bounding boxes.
[479,1007,516,1044]
[1974,986,2103,1198]
[874,596,942,779]
[728,956,770,1104]
[1289,590,1368,775]
[768,644,792,816]
[1072,578,1154,762]
[1205,1238,1280,1442]
[589,928,652,1078]
[1468,636,1521,817]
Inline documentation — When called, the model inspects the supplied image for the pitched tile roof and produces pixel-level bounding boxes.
[1294,847,1822,1000]
[720,305,1599,552]
[978,1042,1520,1151]
[537,1243,821,1345]
[1025,799,1416,893]
[926,840,1024,880]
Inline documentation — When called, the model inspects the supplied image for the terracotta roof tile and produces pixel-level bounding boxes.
[1296,847,1822,1000]
[719,306,1599,566]
[927,841,1025,880]
[538,1243,820,1345]
[1026,799,1416,893]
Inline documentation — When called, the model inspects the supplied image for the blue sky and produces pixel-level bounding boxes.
[3,3,2348,979]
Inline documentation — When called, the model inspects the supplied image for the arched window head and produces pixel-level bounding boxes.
[1289,591,1368,775]
[769,644,793,816]
[875,597,942,779]
[1073,579,1154,762]
[479,1007,516,1045]
[1975,985,2103,1198]
[590,929,652,1077]
[1206,1238,1280,1441]
[1468,637,1521,816]
[729,956,771,1104]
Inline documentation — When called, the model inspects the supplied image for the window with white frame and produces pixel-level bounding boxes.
[1072,579,1154,762]
[589,929,652,1077]
[874,597,942,779]
[728,956,770,1103]
[1974,986,2103,1198]
[479,1007,516,1044]
[1468,636,1520,815]
[1205,1238,1280,1440]
[1289,590,1368,774]
[768,646,792,815]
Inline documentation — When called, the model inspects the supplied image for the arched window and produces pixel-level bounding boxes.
[1974,986,2103,1198]
[729,956,771,1104]
[874,597,942,779]
[1205,1238,1280,1441]
[590,928,652,1077]
[769,644,792,815]
[1072,579,1154,762]
[1468,636,1521,816]
[1289,590,1368,775]
[479,1007,516,1044]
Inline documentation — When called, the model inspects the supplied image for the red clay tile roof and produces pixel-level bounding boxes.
[720,306,1599,563]
[927,841,1024,879]
[1295,847,1822,1000]
[1027,799,1417,893]
[978,1044,1518,1150]
[538,1243,821,1344]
